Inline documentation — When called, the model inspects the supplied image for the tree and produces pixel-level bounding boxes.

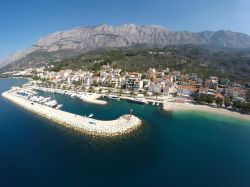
[215,98,223,107]
[143,91,148,97]
[119,90,123,96]
[32,75,40,81]
[154,92,160,100]
[88,86,94,93]
[233,101,241,110]
[246,89,250,102]
[99,88,103,94]
[206,96,214,104]
[224,99,231,108]
[194,95,202,104]
[130,91,135,98]
[92,80,98,87]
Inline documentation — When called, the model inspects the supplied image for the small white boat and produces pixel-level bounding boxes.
[41,97,51,104]
[152,102,155,105]
[70,93,76,97]
[35,96,44,103]
[105,94,120,100]
[88,113,94,118]
[50,101,58,108]
[128,97,148,105]
[56,104,63,110]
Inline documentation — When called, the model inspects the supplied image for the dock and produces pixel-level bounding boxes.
[1,90,142,137]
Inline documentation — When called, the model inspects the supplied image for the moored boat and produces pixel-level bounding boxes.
[128,97,148,104]
[105,94,120,100]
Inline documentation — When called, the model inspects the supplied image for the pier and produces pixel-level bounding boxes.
[1,90,142,137]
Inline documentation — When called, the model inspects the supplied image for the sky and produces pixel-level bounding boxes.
[0,0,250,59]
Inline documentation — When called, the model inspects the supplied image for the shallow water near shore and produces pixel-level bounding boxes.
[1,78,250,187]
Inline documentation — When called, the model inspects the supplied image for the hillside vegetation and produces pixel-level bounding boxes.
[49,45,250,82]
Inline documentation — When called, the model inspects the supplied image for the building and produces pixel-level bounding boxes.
[177,85,199,97]
[148,83,162,93]
[126,77,143,91]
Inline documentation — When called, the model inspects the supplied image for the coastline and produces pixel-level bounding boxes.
[163,101,250,122]
[1,91,142,137]
[12,80,250,122]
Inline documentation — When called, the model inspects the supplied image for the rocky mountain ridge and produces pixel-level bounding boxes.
[1,23,250,69]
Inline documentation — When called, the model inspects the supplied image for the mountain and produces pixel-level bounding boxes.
[1,23,250,70]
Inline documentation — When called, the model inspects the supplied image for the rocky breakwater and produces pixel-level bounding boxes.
[1,90,142,137]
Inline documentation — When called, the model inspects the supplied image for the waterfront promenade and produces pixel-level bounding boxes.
[1,90,142,137]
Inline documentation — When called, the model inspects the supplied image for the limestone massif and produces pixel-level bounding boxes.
[1,24,250,69]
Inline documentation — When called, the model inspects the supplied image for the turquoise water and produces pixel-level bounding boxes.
[1,78,250,187]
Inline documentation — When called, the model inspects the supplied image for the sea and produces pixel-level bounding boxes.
[1,78,250,187]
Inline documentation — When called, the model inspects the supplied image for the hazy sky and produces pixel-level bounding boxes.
[0,0,250,58]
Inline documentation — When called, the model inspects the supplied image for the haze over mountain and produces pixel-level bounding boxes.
[1,23,250,70]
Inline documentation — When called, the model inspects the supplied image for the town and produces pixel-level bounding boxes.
[2,63,250,113]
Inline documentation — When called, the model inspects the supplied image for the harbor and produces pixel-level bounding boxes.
[32,86,108,105]
[1,88,142,137]
[1,78,250,187]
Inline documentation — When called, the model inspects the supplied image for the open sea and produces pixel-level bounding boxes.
[1,78,250,187]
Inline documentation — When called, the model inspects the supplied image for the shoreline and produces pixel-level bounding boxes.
[1,91,142,137]
[17,82,250,122]
[163,101,250,122]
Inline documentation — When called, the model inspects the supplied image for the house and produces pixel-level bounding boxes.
[219,78,230,86]
[214,92,224,100]
[187,73,198,81]
[126,77,143,91]
[148,83,162,93]
[142,79,151,89]
[147,68,156,79]
[209,76,219,82]
[205,79,218,90]
[226,87,247,101]
[161,75,174,82]
[177,85,199,97]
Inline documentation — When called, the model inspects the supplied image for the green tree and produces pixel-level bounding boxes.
[88,86,94,93]
[246,89,250,102]
[99,88,103,94]
[130,91,135,98]
[119,90,123,96]
[92,80,98,87]
[233,101,241,110]
[143,91,148,97]
[224,99,231,108]
[215,98,223,107]
[154,92,160,100]
[206,96,214,104]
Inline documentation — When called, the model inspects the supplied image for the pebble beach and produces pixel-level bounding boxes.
[163,101,250,121]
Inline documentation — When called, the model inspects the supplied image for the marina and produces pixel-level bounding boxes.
[32,86,108,105]
[2,87,142,137]
[13,88,63,109]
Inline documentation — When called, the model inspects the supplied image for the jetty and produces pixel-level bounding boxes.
[1,90,142,137]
